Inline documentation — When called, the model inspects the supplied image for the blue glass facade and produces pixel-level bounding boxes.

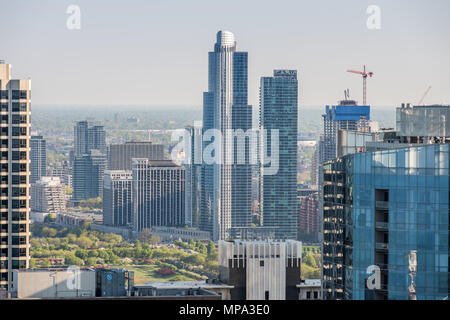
[260,70,298,240]
[323,143,449,300]
[201,31,252,240]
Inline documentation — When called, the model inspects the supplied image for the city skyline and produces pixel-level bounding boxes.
[1,0,449,108]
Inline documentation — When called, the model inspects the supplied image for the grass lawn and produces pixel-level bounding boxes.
[118,264,204,284]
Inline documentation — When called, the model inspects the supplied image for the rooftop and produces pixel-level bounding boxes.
[135,280,233,289]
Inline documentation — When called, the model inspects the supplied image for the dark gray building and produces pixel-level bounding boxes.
[74,120,106,157]
[102,170,133,227]
[260,70,298,240]
[73,150,106,202]
[107,141,164,170]
[132,159,185,232]
[30,135,46,184]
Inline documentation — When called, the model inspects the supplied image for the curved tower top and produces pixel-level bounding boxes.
[216,30,236,48]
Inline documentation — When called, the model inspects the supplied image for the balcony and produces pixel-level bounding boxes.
[375,242,389,251]
[375,221,388,230]
[375,201,389,210]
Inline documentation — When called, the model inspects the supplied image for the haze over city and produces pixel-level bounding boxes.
[1,0,450,107]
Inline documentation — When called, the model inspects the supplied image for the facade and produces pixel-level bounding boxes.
[201,30,253,241]
[72,150,106,202]
[323,143,450,300]
[260,70,298,240]
[102,170,133,227]
[318,100,371,242]
[30,135,46,184]
[150,226,211,242]
[30,177,66,213]
[218,240,302,300]
[133,280,232,300]
[132,159,185,232]
[107,141,164,170]
[0,61,31,290]
[11,268,133,298]
[184,125,202,228]
[297,279,322,300]
[298,191,319,242]
[74,120,106,157]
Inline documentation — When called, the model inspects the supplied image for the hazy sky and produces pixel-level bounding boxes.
[1,0,449,108]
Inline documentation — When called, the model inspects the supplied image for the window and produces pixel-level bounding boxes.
[314,291,318,299]
[306,291,311,299]
[11,90,19,100]
[0,103,7,112]
[265,291,269,300]
[260,260,264,267]
[19,91,28,99]
[0,90,8,99]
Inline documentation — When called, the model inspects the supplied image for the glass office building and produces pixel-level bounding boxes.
[201,31,252,241]
[323,143,449,300]
[260,70,298,240]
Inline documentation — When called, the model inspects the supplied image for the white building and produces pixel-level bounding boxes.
[30,177,66,213]
[218,240,302,300]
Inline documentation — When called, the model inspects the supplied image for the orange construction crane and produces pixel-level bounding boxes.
[347,65,374,105]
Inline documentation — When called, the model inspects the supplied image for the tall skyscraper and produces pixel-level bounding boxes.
[102,170,132,227]
[317,100,371,241]
[30,135,46,184]
[260,70,298,240]
[74,120,106,157]
[201,30,253,241]
[72,150,106,203]
[0,61,31,290]
[184,125,202,228]
[107,141,164,170]
[132,159,185,232]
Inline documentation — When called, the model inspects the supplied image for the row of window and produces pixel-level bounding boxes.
[0,127,27,137]
[1,114,28,124]
[0,211,27,221]
[0,151,27,160]
[0,175,27,185]
[0,102,28,112]
[0,163,27,172]
[0,236,27,246]
[1,187,27,196]
[1,139,27,148]
[0,200,27,209]
[0,90,29,100]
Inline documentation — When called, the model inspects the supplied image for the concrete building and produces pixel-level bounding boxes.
[30,177,66,213]
[297,279,322,300]
[133,280,233,300]
[30,135,46,184]
[74,120,106,157]
[260,70,299,240]
[107,141,164,170]
[73,149,106,203]
[149,226,211,242]
[11,268,133,299]
[218,240,302,300]
[102,170,133,227]
[0,60,31,290]
[132,159,185,232]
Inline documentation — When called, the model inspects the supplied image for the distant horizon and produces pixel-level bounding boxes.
[2,0,449,107]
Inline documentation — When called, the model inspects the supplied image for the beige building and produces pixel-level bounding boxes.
[11,269,96,298]
[30,177,66,214]
[0,60,31,291]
